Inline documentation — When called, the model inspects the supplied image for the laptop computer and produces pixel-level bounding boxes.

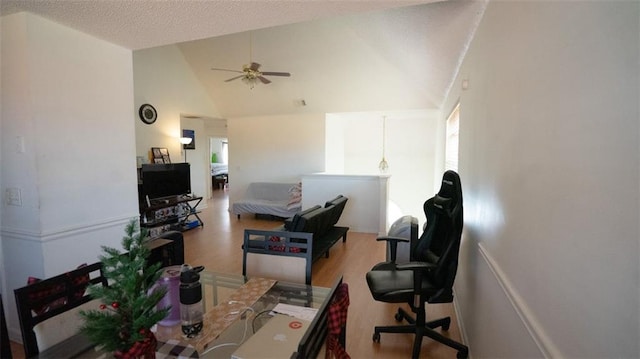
[231,314,311,359]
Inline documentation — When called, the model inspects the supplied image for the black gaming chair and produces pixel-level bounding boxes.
[366,170,468,358]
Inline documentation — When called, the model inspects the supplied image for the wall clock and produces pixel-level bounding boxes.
[138,104,157,124]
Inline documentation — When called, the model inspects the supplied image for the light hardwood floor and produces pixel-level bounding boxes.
[9,189,464,358]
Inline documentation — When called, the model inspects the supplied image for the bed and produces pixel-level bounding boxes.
[211,163,229,189]
[211,163,228,177]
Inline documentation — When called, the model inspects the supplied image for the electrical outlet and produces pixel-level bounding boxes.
[16,136,25,153]
[5,188,22,206]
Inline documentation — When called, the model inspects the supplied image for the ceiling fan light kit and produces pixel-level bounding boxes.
[210,33,291,89]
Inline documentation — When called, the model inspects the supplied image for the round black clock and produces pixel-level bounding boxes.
[138,104,157,124]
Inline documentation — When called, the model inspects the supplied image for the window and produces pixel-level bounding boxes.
[445,104,460,171]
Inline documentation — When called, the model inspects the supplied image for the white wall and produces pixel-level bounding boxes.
[209,137,227,164]
[326,110,441,223]
[1,13,139,341]
[227,113,325,208]
[227,110,441,223]
[204,118,228,139]
[302,174,390,234]
[133,44,221,203]
[443,1,639,357]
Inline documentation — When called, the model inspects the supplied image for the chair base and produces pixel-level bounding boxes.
[373,307,468,359]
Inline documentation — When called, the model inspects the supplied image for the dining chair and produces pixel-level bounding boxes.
[14,262,107,357]
[242,229,313,285]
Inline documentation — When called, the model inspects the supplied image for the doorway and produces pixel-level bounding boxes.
[210,137,229,191]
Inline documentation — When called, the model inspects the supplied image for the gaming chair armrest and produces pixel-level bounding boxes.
[396,261,436,271]
[376,236,410,262]
[396,262,437,307]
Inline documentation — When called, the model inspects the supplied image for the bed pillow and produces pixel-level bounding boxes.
[287,182,302,209]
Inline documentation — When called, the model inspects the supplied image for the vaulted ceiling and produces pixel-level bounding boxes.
[1,0,486,118]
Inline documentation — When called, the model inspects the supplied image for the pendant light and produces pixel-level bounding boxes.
[379,116,389,173]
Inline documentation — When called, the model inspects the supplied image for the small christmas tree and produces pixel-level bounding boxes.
[80,219,169,355]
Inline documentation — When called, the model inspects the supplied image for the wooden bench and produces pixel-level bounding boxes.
[280,195,350,262]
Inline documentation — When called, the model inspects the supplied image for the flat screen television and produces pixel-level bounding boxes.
[141,163,191,200]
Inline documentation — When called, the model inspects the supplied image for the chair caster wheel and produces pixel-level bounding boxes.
[372,332,380,343]
[457,349,468,359]
[394,312,403,322]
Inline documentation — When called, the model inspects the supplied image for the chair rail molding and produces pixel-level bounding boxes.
[477,243,561,358]
[0,213,139,242]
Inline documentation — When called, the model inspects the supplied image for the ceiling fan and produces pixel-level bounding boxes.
[211,62,290,88]
[211,32,291,89]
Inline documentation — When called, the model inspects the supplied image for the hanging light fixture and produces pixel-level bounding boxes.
[379,116,389,173]
[241,74,258,89]
[240,31,259,90]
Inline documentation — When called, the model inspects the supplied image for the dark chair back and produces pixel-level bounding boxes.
[13,262,107,357]
[295,275,346,359]
[243,229,314,285]
[413,170,463,302]
[324,195,348,227]
[1,295,11,358]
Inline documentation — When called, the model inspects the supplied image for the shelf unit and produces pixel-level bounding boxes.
[140,195,204,237]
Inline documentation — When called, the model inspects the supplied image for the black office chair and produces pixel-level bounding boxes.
[366,170,468,359]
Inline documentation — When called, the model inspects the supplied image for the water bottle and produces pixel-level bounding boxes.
[156,265,182,326]
[179,264,204,338]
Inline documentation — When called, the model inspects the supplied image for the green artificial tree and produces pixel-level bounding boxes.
[80,219,169,357]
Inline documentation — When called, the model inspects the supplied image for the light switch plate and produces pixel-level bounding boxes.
[5,188,22,206]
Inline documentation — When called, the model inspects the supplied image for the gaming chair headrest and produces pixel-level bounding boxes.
[438,170,461,199]
[432,170,462,218]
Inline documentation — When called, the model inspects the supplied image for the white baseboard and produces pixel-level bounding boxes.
[452,292,470,357]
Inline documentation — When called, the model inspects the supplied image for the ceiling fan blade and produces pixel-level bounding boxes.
[261,72,291,77]
[249,62,261,71]
[258,76,271,84]
[211,67,243,73]
[225,75,245,82]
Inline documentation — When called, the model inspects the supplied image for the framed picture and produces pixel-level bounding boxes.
[182,129,195,150]
[151,147,170,164]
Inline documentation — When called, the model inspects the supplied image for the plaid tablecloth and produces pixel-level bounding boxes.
[74,339,200,359]
[156,339,199,359]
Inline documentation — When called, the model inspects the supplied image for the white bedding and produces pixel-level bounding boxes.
[232,182,302,218]
[211,163,228,176]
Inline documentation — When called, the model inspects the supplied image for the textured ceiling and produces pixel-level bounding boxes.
[1,0,487,118]
[0,0,438,50]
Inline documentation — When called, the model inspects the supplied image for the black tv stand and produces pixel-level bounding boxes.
[140,194,204,237]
